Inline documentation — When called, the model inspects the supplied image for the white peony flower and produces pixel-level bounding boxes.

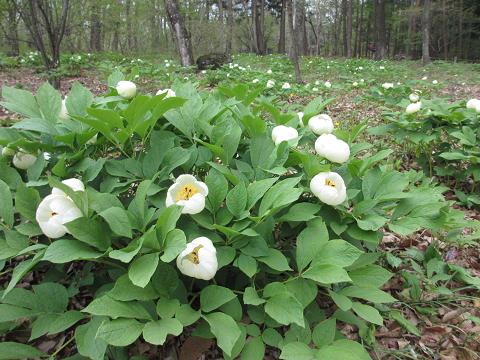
[201,70,206,74]
[271,125,298,146]
[379,66,385,70]
[156,88,176,98]
[312,87,319,91]
[432,80,438,85]
[282,82,291,90]
[51,178,85,197]
[13,149,37,170]
[382,83,394,89]
[352,82,358,87]
[267,69,272,74]
[266,79,275,88]
[466,99,480,109]
[252,79,259,84]
[297,112,305,127]
[116,80,137,99]
[310,172,347,206]
[315,134,350,164]
[176,237,218,280]
[324,81,332,88]
[36,194,82,238]
[422,76,428,80]
[409,93,420,103]
[315,80,320,85]
[406,102,422,114]
[59,98,69,121]
[166,174,208,214]
[308,114,334,135]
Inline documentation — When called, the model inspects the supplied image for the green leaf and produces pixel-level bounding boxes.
[303,264,351,284]
[280,342,316,360]
[314,240,363,268]
[226,181,247,217]
[161,229,186,262]
[129,253,159,288]
[156,205,183,242]
[75,317,108,360]
[143,318,183,345]
[203,312,241,357]
[99,207,132,238]
[0,342,45,360]
[241,337,265,360]
[257,248,292,271]
[243,287,265,305]
[82,295,152,320]
[265,293,304,327]
[156,298,180,319]
[259,177,303,216]
[109,274,159,302]
[36,82,61,123]
[15,185,40,222]
[65,217,111,251]
[316,339,372,360]
[43,239,103,263]
[246,177,279,210]
[175,304,201,326]
[97,318,144,346]
[47,310,84,335]
[201,285,237,312]
[389,310,420,336]
[205,169,228,212]
[1,86,41,118]
[339,286,396,303]
[280,203,321,222]
[348,265,393,288]
[237,254,258,277]
[351,302,383,326]
[0,304,36,322]
[328,290,352,311]
[296,218,329,272]
[312,318,336,347]
[0,179,14,227]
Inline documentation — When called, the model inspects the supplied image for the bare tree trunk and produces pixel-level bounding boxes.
[295,0,308,55]
[226,0,233,55]
[278,0,286,53]
[346,0,353,57]
[89,1,102,51]
[126,0,133,50]
[421,0,431,64]
[164,0,194,66]
[287,0,302,83]
[374,0,387,60]
[253,0,265,54]
[406,0,415,58]
[458,0,463,59]
[342,0,347,56]
[442,0,448,59]
[6,0,20,56]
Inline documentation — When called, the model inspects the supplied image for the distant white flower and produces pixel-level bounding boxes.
[201,70,206,74]
[52,178,85,197]
[59,98,69,121]
[432,80,438,85]
[13,149,37,170]
[271,125,298,146]
[36,194,82,238]
[252,79,259,84]
[382,83,394,89]
[282,82,291,90]
[267,69,272,74]
[176,237,218,280]
[156,88,176,98]
[422,76,428,80]
[310,172,347,206]
[297,112,304,127]
[289,74,293,78]
[266,79,275,88]
[379,66,385,70]
[315,80,320,86]
[466,99,480,110]
[409,93,420,103]
[116,80,137,99]
[315,134,350,163]
[324,81,332,88]
[308,114,334,135]
[312,87,319,91]
[352,82,359,87]
[43,152,51,161]
[406,102,422,114]
[360,79,365,83]
[2,147,15,157]
[327,66,330,69]
[166,175,208,215]
[397,82,401,85]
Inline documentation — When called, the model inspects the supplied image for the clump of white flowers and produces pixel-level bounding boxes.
[266,79,275,88]
[324,81,332,88]
[308,114,334,135]
[116,80,137,99]
[166,175,209,215]
[406,102,422,114]
[252,79,259,84]
[409,93,420,103]
[176,237,218,280]
[267,69,272,74]
[271,125,298,145]
[282,82,291,90]
[382,83,394,89]
[432,80,438,85]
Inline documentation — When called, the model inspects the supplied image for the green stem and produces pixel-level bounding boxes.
[50,335,75,358]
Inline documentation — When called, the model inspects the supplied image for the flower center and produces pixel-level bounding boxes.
[325,179,336,188]
[50,211,58,217]
[185,245,203,264]
[176,184,198,201]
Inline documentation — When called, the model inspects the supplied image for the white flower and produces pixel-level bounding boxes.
[422,76,428,80]
[252,79,259,84]
[382,83,394,89]
[201,70,206,74]
[297,112,305,127]
[267,69,272,74]
[406,102,422,114]
[315,80,320,85]
[310,172,347,206]
[43,152,51,161]
[312,87,319,91]
[409,93,420,103]
[352,82,358,87]
[1,147,15,157]
[156,88,176,98]
[282,82,291,90]
[59,98,69,121]
[266,79,275,88]
[116,80,137,99]
[466,99,480,110]
[13,150,37,170]
[308,114,334,135]
[315,134,350,163]
[289,74,293,78]
[176,237,218,280]
[324,81,332,88]
[52,178,85,197]
[35,194,82,238]
[432,80,438,85]
[379,66,385,70]
[360,79,364,83]
[166,174,208,214]
[271,125,298,146]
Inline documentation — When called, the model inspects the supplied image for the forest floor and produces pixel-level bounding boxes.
[1,54,480,359]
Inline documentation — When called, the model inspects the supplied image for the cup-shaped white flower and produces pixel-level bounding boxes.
[13,149,37,170]
[116,80,137,99]
[382,83,394,89]
[406,102,422,114]
[271,125,298,146]
[409,93,420,103]
[166,174,208,214]
[266,80,275,88]
[176,237,218,280]
[156,88,176,98]
[267,69,272,74]
[252,79,259,84]
[310,172,347,206]
[324,81,332,88]
[59,98,69,121]
[315,134,350,163]
[36,194,83,238]
[282,82,291,90]
[432,80,438,85]
[308,114,334,135]
[52,178,85,197]
[297,112,305,127]
[466,99,480,109]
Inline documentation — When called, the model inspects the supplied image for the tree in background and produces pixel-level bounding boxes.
[164,0,194,66]
[422,0,431,64]
[287,0,302,82]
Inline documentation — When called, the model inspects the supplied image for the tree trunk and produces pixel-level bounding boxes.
[406,0,416,59]
[287,0,302,83]
[6,0,20,56]
[374,0,387,60]
[295,0,308,55]
[253,0,265,54]
[126,0,133,50]
[421,0,431,64]
[442,0,448,59]
[342,0,347,56]
[226,0,233,55]
[346,0,353,58]
[164,0,194,66]
[458,0,463,59]
[278,0,286,53]
[89,1,102,51]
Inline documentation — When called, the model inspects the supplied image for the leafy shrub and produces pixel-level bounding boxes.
[0,74,476,359]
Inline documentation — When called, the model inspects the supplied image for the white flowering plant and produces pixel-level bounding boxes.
[0,75,476,359]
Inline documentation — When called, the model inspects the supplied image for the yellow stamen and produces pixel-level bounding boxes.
[184,245,203,264]
[175,184,198,201]
[325,179,336,188]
